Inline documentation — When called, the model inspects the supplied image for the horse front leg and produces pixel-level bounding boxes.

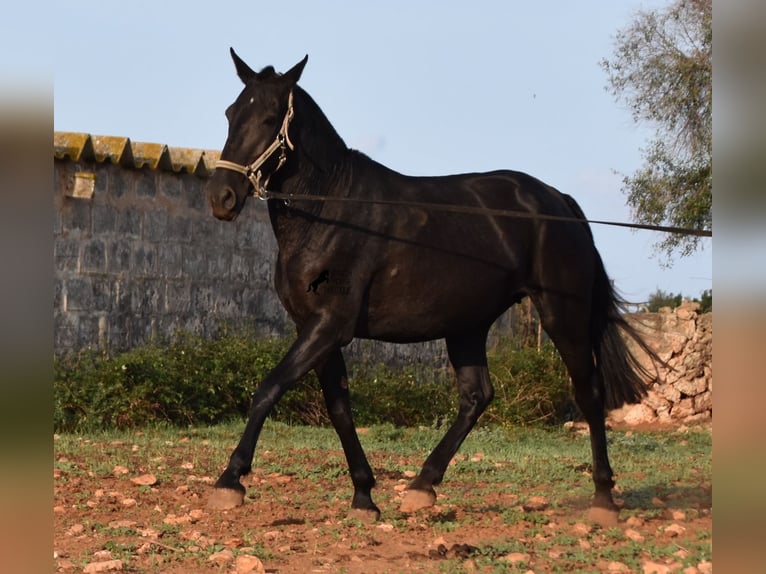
[207,320,342,510]
[402,331,494,513]
[316,349,379,521]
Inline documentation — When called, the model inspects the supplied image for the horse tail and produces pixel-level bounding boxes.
[561,194,660,409]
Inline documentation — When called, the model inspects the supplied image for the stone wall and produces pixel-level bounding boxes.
[54,139,292,353]
[609,301,713,426]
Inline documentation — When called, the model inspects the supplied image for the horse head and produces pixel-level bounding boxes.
[207,49,307,221]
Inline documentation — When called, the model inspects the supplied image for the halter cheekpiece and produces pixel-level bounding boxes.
[215,91,295,200]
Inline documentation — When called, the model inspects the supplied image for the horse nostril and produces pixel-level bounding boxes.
[221,188,237,211]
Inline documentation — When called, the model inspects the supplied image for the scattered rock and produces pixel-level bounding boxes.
[208,548,235,565]
[83,559,123,573]
[66,524,85,536]
[522,496,549,512]
[235,555,266,574]
[626,516,645,528]
[503,552,530,564]
[607,562,630,572]
[625,528,644,542]
[109,520,137,528]
[164,513,192,525]
[112,465,129,477]
[130,473,157,486]
[671,510,687,521]
[642,560,681,574]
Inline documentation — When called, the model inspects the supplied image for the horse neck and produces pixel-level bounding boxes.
[289,88,351,192]
[266,89,353,242]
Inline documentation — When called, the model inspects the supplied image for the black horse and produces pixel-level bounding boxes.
[205,50,657,525]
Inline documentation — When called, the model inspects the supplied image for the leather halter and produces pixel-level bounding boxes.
[215,91,295,199]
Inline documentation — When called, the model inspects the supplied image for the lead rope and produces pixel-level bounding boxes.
[214,92,711,238]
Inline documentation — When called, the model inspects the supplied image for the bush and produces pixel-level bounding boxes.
[485,341,575,426]
[54,330,293,432]
[54,331,575,432]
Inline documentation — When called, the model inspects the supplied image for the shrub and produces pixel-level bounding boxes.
[54,331,575,432]
[484,340,576,427]
[54,330,293,432]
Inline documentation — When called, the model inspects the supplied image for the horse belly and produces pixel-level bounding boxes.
[360,262,515,342]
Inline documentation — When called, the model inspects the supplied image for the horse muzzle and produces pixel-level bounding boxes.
[207,182,243,221]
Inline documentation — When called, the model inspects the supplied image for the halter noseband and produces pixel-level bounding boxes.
[215,91,295,200]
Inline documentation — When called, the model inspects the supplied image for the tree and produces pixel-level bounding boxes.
[646,288,683,312]
[601,0,712,260]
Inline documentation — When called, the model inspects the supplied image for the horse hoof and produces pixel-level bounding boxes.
[207,488,245,510]
[400,488,436,513]
[347,507,380,523]
[588,505,619,527]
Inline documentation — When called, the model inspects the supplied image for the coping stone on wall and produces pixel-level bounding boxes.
[54,131,221,176]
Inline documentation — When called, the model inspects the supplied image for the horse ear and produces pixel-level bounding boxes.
[230,47,257,83]
[281,55,308,87]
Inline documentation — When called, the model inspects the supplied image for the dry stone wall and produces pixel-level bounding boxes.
[609,301,713,426]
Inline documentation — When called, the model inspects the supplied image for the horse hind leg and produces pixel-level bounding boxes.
[316,349,380,522]
[401,329,494,513]
[532,292,619,526]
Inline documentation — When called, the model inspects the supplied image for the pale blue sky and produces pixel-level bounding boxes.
[52,0,711,303]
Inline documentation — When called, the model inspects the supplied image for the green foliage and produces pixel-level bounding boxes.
[601,0,712,259]
[54,330,292,432]
[54,331,574,432]
[645,287,712,312]
[484,340,574,427]
[646,288,683,312]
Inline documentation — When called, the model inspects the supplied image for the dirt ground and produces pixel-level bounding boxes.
[53,426,712,573]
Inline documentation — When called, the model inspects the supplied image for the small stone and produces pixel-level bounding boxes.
[697,561,712,574]
[66,524,85,536]
[643,560,681,574]
[189,509,205,521]
[112,465,129,477]
[120,498,137,507]
[572,522,592,536]
[403,470,417,478]
[522,496,549,512]
[503,552,529,564]
[130,473,157,486]
[208,548,235,564]
[608,562,630,572]
[92,550,113,560]
[377,522,395,531]
[671,509,687,521]
[625,528,644,542]
[108,520,136,529]
[83,560,123,573]
[235,555,266,574]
